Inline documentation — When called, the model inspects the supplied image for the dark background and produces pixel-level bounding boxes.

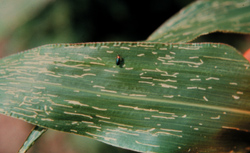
[1,0,249,57]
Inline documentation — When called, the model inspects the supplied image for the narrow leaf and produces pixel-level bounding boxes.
[18,126,47,153]
[0,0,51,39]
[0,42,250,152]
[147,0,250,43]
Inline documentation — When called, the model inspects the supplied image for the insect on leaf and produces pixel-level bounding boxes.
[0,42,250,152]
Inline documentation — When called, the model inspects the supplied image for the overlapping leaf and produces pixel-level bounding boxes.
[0,42,250,152]
[19,126,47,153]
[0,0,51,40]
[147,0,250,43]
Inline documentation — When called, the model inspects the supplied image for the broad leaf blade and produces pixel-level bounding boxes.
[147,0,250,43]
[0,42,250,152]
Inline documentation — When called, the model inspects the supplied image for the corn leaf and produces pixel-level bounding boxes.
[147,0,250,43]
[18,126,47,153]
[0,0,51,39]
[1,42,250,152]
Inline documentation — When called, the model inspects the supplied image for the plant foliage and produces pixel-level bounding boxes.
[0,0,250,152]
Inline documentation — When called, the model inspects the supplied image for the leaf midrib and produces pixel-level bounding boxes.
[6,79,250,116]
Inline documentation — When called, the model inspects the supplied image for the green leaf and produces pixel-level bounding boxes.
[18,126,47,153]
[0,42,250,152]
[0,0,51,39]
[147,0,250,43]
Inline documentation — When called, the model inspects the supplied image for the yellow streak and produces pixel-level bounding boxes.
[64,111,93,119]
[86,132,116,141]
[99,120,133,128]
[135,141,160,147]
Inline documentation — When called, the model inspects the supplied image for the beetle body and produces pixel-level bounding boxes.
[116,55,121,65]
